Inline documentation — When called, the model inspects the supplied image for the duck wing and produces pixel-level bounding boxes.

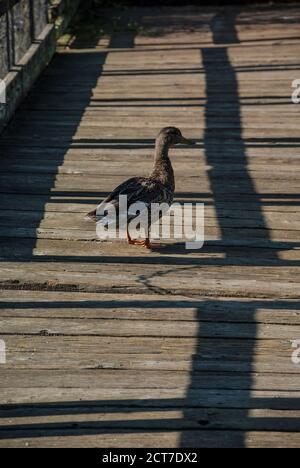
[86,177,173,221]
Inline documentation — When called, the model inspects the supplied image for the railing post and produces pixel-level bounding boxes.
[4,0,17,70]
[5,0,12,69]
[10,0,16,67]
[29,0,35,41]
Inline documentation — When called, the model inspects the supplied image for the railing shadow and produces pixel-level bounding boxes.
[180,6,300,448]
[0,4,299,448]
[0,296,299,446]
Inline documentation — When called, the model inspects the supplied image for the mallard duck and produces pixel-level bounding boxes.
[86,127,195,249]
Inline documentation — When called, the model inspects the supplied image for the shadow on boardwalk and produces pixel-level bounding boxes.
[183,6,269,448]
[0,5,299,448]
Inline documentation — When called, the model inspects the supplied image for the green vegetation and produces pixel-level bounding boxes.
[61,0,143,44]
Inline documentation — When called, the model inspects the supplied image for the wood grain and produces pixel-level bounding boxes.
[0,3,300,448]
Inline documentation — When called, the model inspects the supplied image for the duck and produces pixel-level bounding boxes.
[86,127,195,249]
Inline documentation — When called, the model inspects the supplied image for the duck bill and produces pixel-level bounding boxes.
[180,136,196,145]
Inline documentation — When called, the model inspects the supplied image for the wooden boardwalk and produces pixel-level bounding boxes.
[0,4,300,448]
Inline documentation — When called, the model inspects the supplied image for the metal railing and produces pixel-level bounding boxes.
[0,0,49,79]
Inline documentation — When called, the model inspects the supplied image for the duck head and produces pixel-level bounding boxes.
[157,127,195,147]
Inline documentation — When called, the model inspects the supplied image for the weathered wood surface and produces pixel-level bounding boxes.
[0,4,300,448]
[0,0,81,133]
[0,0,49,79]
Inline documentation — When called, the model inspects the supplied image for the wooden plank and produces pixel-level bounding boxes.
[1,387,299,409]
[0,145,299,160]
[2,162,300,179]
[0,408,300,432]
[0,260,300,298]
[0,316,298,339]
[1,334,293,357]
[0,174,300,196]
[0,291,298,324]
[0,430,299,448]
[0,195,299,218]
[1,226,300,246]
[0,369,299,391]
[1,209,300,232]
[1,3,300,449]
[1,337,298,373]
[6,226,294,241]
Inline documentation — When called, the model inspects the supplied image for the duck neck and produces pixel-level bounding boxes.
[151,140,175,190]
[155,138,170,163]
